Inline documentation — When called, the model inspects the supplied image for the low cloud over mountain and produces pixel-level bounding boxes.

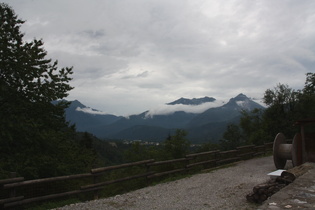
[76,107,110,115]
[64,94,265,143]
[145,100,226,118]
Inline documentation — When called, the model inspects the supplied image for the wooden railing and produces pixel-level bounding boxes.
[0,142,273,209]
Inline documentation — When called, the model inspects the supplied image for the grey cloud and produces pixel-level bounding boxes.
[136,71,149,78]
[82,30,106,39]
[121,70,149,79]
[138,83,164,89]
[94,39,142,58]
[49,51,128,80]
[3,0,315,115]
[145,100,226,117]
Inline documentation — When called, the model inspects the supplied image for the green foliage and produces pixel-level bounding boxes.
[239,109,267,145]
[263,83,298,108]
[124,141,151,162]
[223,72,315,149]
[79,132,93,149]
[163,129,190,159]
[263,83,300,137]
[219,123,243,150]
[92,137,125,165]
[261,73,315,138]
[303,72,315,95]
[296,72,315,118]
[122,129,192,162]
[0,4,98,179]
[196,142,219,153]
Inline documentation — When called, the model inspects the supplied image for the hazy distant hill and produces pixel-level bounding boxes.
[64,94,265,143]
[64,100,123,136]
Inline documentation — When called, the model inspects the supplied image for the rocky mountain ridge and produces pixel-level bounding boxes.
[64,94,265,143]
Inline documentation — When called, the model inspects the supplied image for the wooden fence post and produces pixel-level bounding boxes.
[0,185,3,210]
[9,173,16,200]
[185,156,190,173]
[145,163,150,186]
[214,151,218,168]
[145,161,153,186]
[9,172,17,210]
[93,175,100,200]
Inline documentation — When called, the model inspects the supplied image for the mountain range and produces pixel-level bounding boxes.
[64,93,265,143]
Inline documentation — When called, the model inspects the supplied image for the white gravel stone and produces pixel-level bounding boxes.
[53,156,275,210]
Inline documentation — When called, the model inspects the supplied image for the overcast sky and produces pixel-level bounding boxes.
[3,0,315,116]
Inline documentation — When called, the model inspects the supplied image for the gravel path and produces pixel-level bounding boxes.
[54,156,276,210]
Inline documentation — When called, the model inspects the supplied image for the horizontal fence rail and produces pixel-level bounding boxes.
[0,142,273,209]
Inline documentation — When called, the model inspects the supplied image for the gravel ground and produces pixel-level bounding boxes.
[54,156,276,210]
